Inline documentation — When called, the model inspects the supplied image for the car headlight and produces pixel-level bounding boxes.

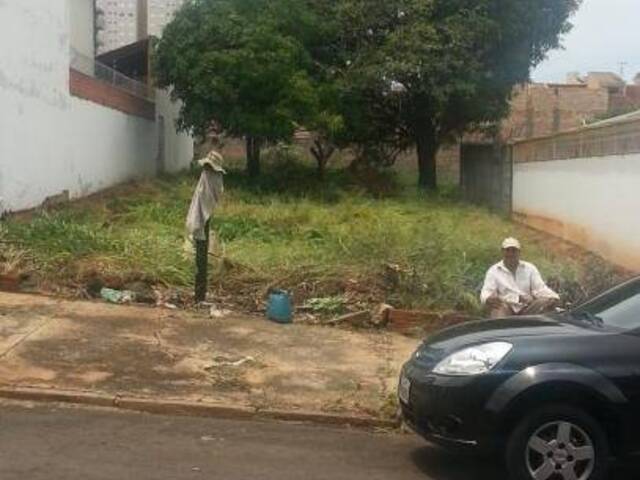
[433,342,513,376]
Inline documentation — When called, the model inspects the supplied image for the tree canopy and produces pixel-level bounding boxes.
[324,0,581,188]
[156,0,581,187]
[155,0,322,176]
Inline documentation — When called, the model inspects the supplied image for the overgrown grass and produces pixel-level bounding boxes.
[0,161,624,313]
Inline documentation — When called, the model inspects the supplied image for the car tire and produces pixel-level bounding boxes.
[505,404,609,480]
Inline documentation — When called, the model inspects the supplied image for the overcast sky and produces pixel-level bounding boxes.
[532,0,640,83]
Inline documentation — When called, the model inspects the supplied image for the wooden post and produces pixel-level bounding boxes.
[194,219,210,303]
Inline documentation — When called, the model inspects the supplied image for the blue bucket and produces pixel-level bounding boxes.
[266,290,293,324]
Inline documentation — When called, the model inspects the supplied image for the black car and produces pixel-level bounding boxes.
[399,276,640,480]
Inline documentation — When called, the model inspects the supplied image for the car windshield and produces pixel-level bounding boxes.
[571,278,640,330]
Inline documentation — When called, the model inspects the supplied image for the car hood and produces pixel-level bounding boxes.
[423,315,591,352]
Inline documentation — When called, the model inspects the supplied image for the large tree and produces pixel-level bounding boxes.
[326,0,581,189]
[154,0,321,177]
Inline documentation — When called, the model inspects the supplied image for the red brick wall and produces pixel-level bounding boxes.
[500,84,610,141]
[625,85,640,105]
[443,84,613,185]
[609,86,640,112]
[69,69,155,121]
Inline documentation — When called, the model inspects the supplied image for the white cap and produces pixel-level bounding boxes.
[502,237,521,250]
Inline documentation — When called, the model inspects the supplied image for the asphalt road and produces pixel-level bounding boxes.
[0,401,637,480]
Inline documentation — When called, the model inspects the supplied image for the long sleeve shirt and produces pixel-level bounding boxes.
[480,261,559,313]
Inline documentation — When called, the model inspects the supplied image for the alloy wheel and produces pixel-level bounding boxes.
[525,421,595,480]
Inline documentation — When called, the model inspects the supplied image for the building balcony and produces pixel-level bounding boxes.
[69,48,156,120]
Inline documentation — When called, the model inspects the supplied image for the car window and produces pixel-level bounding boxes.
[574,280,640,330]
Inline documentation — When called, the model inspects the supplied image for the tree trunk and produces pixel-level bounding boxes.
[416,131,438,190]
[246,136,261,178]
[316,158,326,180]
[310,139,335,181]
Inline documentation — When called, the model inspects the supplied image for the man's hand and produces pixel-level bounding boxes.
[486,295,502,308]
[519,293,533,305]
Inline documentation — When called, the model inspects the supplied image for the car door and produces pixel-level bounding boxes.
[575,279,640,451]
[606,328,640,452]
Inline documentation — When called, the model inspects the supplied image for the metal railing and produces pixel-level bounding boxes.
[70,48,155,102]
[513,116,640,163]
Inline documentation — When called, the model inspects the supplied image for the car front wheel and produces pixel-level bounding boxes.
[506,405,609,480]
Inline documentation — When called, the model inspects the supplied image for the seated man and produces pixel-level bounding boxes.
[480,237,560,319]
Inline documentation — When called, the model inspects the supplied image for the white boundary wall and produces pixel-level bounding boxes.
[69,0,95,58]
[0,1,192,213]
[513,132,640,271]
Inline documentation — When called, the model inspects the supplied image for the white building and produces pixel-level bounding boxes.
[0,0,193,213]
[96,0,138,53]
[149,0,186,37]
[96,0,186,53]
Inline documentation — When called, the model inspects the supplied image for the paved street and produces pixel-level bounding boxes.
[0,401,638,480]
[0,401,497,480]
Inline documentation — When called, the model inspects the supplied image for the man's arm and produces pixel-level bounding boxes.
[480,268,499,305]
[530,265,560,300]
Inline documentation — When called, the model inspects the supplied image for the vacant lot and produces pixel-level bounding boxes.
[0,162,625,315]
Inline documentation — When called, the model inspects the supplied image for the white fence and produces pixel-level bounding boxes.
[512,117,640,271]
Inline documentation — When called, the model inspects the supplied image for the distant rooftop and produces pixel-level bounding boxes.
[564,71,626,90]
[586,72,626,89]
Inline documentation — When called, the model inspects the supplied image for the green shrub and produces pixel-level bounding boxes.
[1,165,624,312]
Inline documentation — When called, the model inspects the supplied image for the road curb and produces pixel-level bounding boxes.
[0,387,399,430]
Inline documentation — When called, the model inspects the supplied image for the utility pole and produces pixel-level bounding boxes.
[618,61,628,79]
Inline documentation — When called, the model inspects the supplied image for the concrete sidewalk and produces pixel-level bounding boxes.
[0,293,418,422]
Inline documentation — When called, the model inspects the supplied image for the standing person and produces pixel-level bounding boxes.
[481,238,560,319]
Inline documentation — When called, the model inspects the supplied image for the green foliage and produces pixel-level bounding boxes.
[303,296,347,315]
[316,0,582,186]
[154,0,320,142]
[3,179,197,286]
[156,0,580,187]
[1,167,622,313]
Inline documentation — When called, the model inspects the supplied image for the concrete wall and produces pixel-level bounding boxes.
[460,144,512,214]
[0,0,192,213]
[69,0,95,58]
[513,153,640,271]
[156,89,194,173]
[9,95,157,208]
